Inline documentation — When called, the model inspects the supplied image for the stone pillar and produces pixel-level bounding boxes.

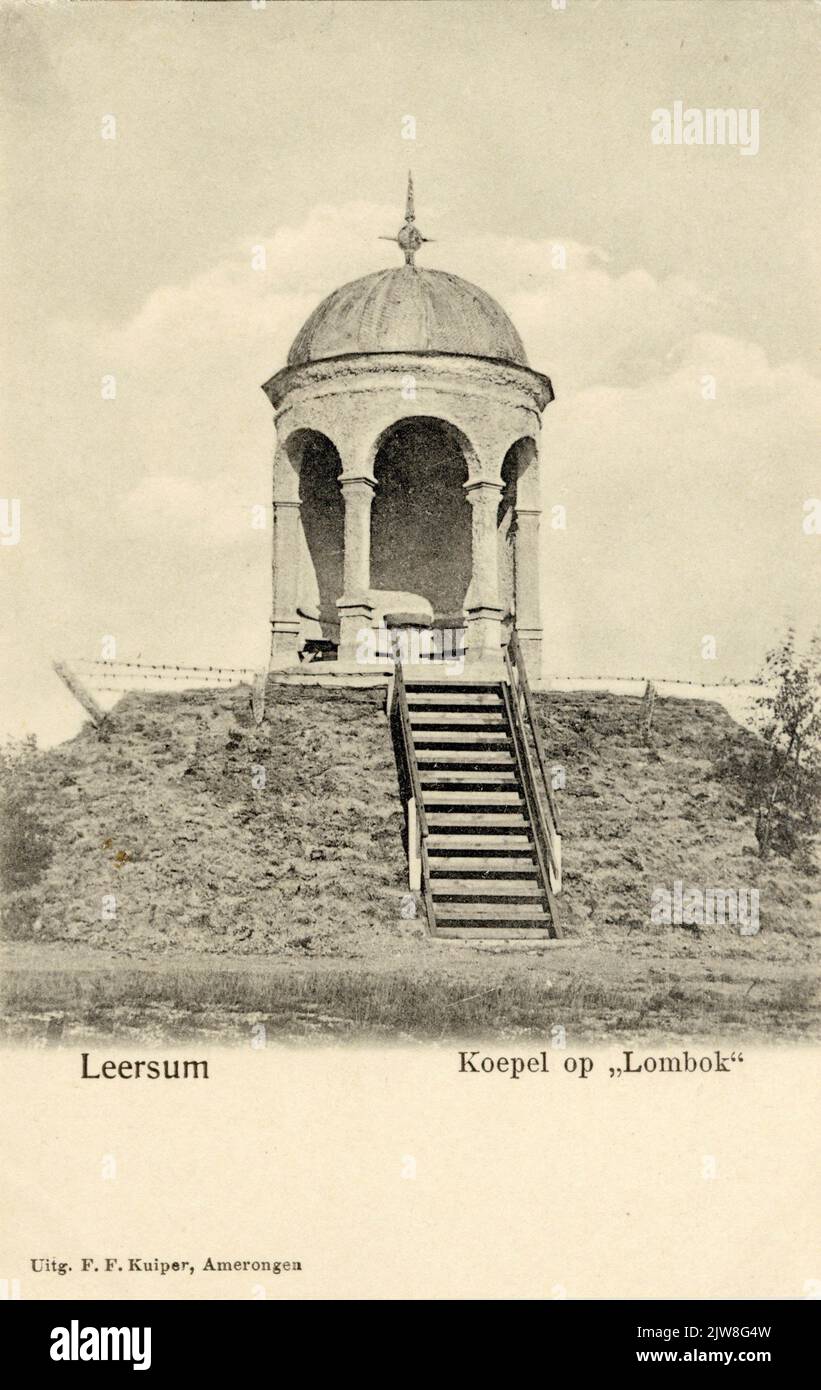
[464,478,504,664]
[514,506,543,677]
[337,472,376,662]
[270,499,303,668]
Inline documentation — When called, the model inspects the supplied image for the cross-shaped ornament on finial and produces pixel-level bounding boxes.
[380,172,433,267]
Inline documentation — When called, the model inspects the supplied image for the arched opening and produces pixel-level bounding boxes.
[289,430,344,644]
[371,418,472,630]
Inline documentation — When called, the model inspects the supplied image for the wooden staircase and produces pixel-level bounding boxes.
[390,635,562,940]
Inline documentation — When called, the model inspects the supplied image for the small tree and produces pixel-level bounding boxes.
[745,630,821,862]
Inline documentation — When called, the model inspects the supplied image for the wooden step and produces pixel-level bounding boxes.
[428,857,537,873]
[416,750,514,765]
[406,691,502,706]
[427,806,530,811]
[431,880,543,897]
[419,770,517,785]
[427,834,532,849]
[404,680,499,691]
[434,925,551,940]
[423,791,522,805]
[413,730,510,744]
[409,711,505,726]
[435,904,552,921]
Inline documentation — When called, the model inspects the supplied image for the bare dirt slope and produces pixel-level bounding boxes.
[1,683,818,1043]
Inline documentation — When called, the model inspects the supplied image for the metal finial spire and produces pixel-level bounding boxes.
[405,170,415,223]
[379,171,432,267]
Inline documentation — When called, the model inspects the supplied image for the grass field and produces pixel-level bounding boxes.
[3,932,817,1046]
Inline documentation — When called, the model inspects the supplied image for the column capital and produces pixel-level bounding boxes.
[464,477,504,498]
[514,505,542,519]
[339,470,377,491]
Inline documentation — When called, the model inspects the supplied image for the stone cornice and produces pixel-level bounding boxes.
[262,350,554,414]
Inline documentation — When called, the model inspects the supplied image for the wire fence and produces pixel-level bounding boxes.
[542,674,767,690]
[67,658,767,691]
[69,659,258,692]
[54,658,771,735]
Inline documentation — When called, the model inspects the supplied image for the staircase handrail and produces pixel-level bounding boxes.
[390,655,436,932]
[505,631,562,894]
[506,629,561,832]
[500,680,561,937]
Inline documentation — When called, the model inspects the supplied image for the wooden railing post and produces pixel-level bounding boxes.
[407,796,421,892]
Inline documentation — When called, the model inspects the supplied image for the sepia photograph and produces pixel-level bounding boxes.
[1,0,818,1051]
[1,0,819,1320]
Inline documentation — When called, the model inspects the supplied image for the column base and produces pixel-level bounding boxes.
[337,593,375,666]
[465,604,504,664]
[270,619,301,670]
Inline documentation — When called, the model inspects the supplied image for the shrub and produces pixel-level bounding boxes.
[0,737,54,891]
[722,630,821,864]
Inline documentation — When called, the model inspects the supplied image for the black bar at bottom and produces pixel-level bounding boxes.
[3,1299,814,1376]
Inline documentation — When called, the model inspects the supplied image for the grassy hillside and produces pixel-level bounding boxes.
[1,682,818,1043]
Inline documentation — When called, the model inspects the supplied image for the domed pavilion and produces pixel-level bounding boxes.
[262,176,554,677]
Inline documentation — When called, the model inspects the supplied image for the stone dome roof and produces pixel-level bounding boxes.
[287,266,528,368]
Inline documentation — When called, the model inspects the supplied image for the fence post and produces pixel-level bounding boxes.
[251,668,268,725]
[53,661,108,728]
[641,679,656,744]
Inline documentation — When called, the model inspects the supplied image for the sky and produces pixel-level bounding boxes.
[1,0,819,745]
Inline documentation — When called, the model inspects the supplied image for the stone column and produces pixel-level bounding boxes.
[514,506,543,677]
[336,471,376,662]
[464,478,504,664]
[270,499,303,668]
